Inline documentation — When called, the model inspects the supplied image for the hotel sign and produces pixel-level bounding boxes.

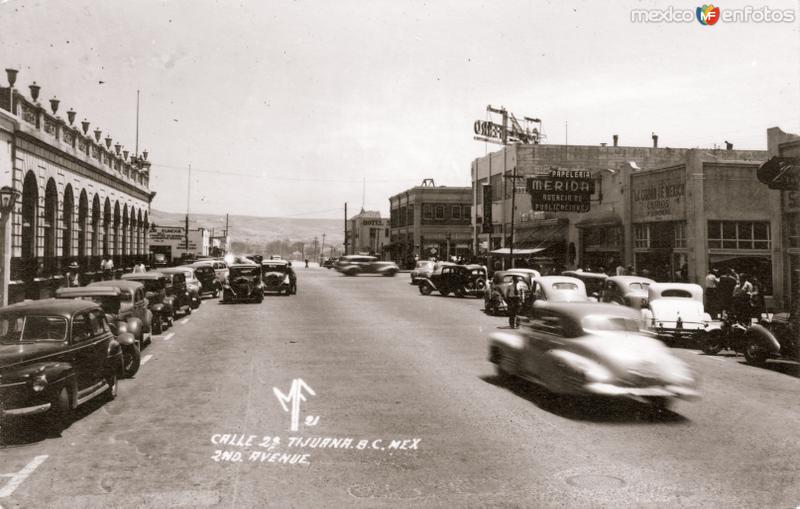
[757,156,800,191]
[631,168,686,220]
[527,169,594,213]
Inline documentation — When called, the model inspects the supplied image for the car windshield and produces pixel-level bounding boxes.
[231,268,258,277]
[581,315,641,333]
[552,282,578,291]
[0,315,68,343]
[263,264,287,273]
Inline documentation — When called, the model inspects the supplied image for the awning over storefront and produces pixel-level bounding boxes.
[515,218,568,249]
[574,210,622,229]
[490,247,547,255]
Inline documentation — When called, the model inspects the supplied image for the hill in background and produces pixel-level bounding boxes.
[150,209,344,251]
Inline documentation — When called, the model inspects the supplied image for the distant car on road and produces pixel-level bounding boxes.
[0,299,123,430]
[322,258,336,269]
[261,259,297,296]
[488,302,700,410]
[418,264,487,297]
[334,255,399,277]
[484,268,541,315]
[157,267,197,315]
[223,264,264,303]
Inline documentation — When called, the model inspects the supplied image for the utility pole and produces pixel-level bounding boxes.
[224,213,229,255]
[135,90,140,157]
[313,236,318,260]
[321,233,326,261]
[185,162,191,257]
[344,202,348,255]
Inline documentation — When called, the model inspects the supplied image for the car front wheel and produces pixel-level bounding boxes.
[744,339,768,366]
[419,283,433,296]
[45,386,73,432]
[122,343,141,378]
[702,329,724,355]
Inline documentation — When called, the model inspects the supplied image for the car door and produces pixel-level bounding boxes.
[521,310,566,379]
[70,312,101,390]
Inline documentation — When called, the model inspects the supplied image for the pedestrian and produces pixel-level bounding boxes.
[704,268,719,318]
[65,261,81,287]
[750,277,766,318]
[505,275,528,329]
[718,268,738,319]
[102,256,114,280]
[133,260,146,273]
[626,265,636,276]
[304,258,309,268]
[732,273,754,323]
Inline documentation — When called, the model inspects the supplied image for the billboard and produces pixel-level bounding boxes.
[527,169,594,213]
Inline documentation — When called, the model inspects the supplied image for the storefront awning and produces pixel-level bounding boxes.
[515,219,568,249]
[490,247,547,255]
[574,210,622,228]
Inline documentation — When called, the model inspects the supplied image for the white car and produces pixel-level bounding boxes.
[640,283,714,344]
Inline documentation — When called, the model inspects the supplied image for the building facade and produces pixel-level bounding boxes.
[388,180,472,267]
[346,209,389,256]
[472,141,781,306]
[148,226,210,262]
[0,71,153,305]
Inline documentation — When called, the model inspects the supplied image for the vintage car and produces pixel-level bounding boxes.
[530,276,591,305]
[151,268,194,316]
[0,299,123,429]
[165,266,203,309]
[223,264,264,303]
[410,260,436,285]
[322,258,336,269]
[192,259,229,285]
[484,269,541,316]
[742,312,799,366]
[56,284,148,377]
[189,263,221,297]
[640,283,714,343]
[600,276,655,309]
[488,302,700,410]
[562,271,608,301]
[334,255,399,276]
[121,271,176,331]
[87,280,154,344]
[261,259,297,295]
[418,264,487,297]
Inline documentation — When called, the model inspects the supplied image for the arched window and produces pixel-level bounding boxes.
[113,202,121,258]
[78,190,88,258]
[91,194,101,257]
[21,171,38,260]
[62,185,74,259]
[43,179,58,261]
[122,205,129,256]
[103,198,112,257]
[136,209,143,255]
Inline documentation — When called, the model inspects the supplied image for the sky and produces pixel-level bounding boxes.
[1,0,798,219]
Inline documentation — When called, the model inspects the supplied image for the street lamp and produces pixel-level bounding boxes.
[0,185,21,306]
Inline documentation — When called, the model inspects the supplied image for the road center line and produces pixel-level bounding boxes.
[141,354,153,365]
[180,318,190,325]
[0,455,49,498]
[163,332,175,341]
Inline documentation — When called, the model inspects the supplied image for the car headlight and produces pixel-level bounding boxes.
[31,374,48,392]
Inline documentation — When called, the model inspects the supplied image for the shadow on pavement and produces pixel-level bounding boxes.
[737,359,800,378]
[480,374,689,425]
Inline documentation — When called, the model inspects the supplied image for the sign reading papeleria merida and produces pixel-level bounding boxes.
[527,169,595,213]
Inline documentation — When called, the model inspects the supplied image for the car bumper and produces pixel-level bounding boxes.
[585,382,700,400]
[2,402,52,417]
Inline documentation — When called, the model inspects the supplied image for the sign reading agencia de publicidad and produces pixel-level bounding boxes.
[527,169,595,213]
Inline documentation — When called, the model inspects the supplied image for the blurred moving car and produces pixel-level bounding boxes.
[418,264,487,297]
[640,283,713,344]
[261,259,297,296]
[562,271,608,301]
[334,255,399,276]
[600,276,655,309]
[223,264,264,303]
[121,272,176,332]
[410,260,435,285]
[0,300,123,430]
[488,302,700,410]
[484,269,541,315]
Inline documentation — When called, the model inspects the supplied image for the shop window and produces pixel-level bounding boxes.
[634,224,650,248]
[708,221,770,250]
[435,205,445,220]
[452,205,461,219]
[423,203,433,220]
[490,174,502,202]
[789,214,800,248]
[674,221,687,249]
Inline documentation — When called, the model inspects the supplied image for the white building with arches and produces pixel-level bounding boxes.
[0,71,154,305]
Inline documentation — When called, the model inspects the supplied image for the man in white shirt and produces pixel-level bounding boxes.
[705,268,719,318]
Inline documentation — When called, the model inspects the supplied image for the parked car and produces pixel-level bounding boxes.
[640,283,714,344]
[153,268,194,317]
[530,275,591,305]
[487,302,700,410]
[192,259,229,285]
[121,271,176,331]
[190,263,221,298]
[57,284,148,377]
[322,258,336,269]
[484,269,541,315]
[600,276,655,309]
[261,259,297,295]
[169,266,203,309]
[410,260,436,285]
[89,280,154,345]
[418,264,487,297]
[223,264,264,303]
[741,312,799,366]
[334,255,399,276]
[562,271,608,301]
[0,299,123,430]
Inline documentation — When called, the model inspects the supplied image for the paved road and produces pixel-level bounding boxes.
[2,268,799,508]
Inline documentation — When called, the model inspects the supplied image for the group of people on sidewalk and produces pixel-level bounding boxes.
[704,267,766,322]
[62,258,149,288]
